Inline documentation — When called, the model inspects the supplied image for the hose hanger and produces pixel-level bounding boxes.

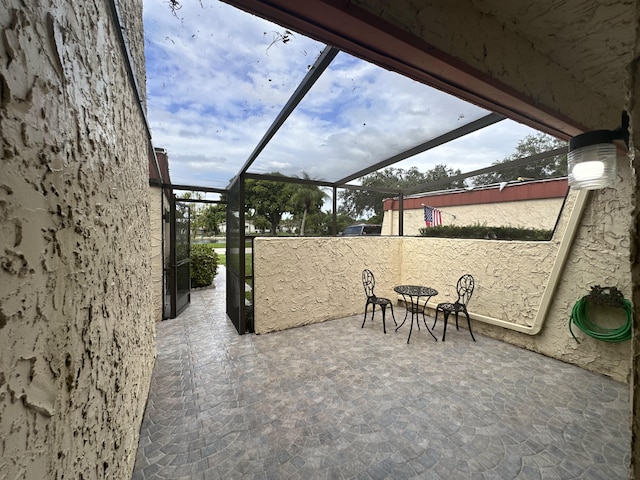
[569,285,632,343]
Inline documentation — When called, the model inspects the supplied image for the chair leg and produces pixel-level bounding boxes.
[381,305,387,334]
[389,304,397,326]
[455,312,460,330]
[465,311,476,342]
[362,302,369,328]
[432,309,439,330]
[442,312,449,342]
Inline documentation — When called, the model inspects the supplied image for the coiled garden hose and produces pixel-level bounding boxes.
[569,294,632,343]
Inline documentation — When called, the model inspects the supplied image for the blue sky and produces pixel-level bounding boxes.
[143,0,542,194]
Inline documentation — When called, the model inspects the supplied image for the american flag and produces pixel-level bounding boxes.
[423,205,443,227]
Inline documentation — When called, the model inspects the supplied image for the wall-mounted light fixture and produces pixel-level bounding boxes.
[567,111,629,190]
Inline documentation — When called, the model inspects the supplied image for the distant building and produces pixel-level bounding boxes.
[382,178,569,236]
[218,220,258,234]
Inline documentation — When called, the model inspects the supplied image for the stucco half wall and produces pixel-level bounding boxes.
[253,185,631,383]
[253,237,403,332]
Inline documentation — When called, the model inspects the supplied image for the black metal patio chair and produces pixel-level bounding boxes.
[432,274,476,341]
[361,269,396,334]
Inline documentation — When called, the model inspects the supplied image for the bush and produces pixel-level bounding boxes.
[191,244,219,288]
[418,223,553,241]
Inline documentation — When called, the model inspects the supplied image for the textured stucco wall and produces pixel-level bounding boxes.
[402,180,632,382]
[629,7,640,473]
[253,180,631,382]
[253,237,403,333]
[0,1,156,478]
[382,197,564,235]
[149,188,165,321]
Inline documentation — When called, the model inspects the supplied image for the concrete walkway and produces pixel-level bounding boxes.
[132,269,630,479]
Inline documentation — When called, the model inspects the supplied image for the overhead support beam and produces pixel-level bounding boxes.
[335,112,504,185]
[238,46,340,177]
[222,0,584,139]
[166,184,228,195]
[244,172,401,195]
[402,146,567,195]
[175,198,226,205]
[336,183,401,195]
[245,172,333,188]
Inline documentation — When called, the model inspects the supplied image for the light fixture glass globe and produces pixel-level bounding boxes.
[567,143,617,189]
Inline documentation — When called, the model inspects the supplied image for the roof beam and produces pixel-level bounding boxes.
[402,146,567,194]
[238,45,339,177]
[334,112,504,185]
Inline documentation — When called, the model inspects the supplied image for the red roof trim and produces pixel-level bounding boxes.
[384,179,568,211]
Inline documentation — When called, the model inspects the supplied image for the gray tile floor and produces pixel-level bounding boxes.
[132,268,630,479]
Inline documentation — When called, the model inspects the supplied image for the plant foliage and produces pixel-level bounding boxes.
[191,244,219,288]
[419,224,553,241]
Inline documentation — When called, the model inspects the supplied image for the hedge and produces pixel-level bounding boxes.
[418,224,553,241]
[191,244,219,288]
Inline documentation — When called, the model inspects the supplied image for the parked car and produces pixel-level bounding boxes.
[341,224,382,236]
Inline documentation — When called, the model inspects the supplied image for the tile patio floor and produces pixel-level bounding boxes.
[132,268,630,479]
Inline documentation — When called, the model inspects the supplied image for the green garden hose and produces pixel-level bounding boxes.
[569,294,632,343]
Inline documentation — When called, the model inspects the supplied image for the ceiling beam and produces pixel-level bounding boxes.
[335,112,504,185]
[238,45,339,176]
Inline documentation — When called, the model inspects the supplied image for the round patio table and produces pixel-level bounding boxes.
[394,285,438,344]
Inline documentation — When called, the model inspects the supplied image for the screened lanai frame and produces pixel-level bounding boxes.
[223,42,569,335]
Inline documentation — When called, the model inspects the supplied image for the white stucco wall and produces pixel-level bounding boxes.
[0,1,156,478]
[382,197,565,236]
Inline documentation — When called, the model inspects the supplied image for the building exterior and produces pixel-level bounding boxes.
[2,1,640,478]
[1,1,156,477]
[382,178,569,235]
[149,148,172,321]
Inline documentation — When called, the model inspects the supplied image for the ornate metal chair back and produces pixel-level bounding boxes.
[456,274,475,307]
[362,269,376,299]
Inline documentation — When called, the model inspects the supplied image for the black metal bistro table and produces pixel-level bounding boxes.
[394,285,438,344]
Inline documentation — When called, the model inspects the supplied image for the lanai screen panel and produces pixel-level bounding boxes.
[246,50,491,183]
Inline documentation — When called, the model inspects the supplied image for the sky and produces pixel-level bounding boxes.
[142,0,543,196]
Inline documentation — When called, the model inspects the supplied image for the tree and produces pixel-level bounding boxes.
[473,133,567,186]
[288,173,328,236]
[200,204,226,235]
[339,165,464,222]
[244,173,292,235]
[177,191,203,240]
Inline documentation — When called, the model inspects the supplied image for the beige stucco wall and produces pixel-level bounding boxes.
[149,188,167,321]
[0,1,156,478]
[382,197,565,235]
[253,172,632,382]
[253,237,403,333]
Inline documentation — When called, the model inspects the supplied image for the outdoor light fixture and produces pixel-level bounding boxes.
[567,111,629,190]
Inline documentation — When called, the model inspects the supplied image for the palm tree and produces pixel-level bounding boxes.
[289,173,328,236]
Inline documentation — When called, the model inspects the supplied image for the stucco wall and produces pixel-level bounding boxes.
[149,188,166,321]
[253,179,631,382]
[382,197,565,235]
[253,237,403,333]
[0,1,155,478]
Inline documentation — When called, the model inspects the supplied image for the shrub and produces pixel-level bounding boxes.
[418,223,553,241]
[191,244,219,288]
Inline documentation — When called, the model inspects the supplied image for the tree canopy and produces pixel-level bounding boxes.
[245,174,292,235]
[473,133,567,186]
[339,164,464,223]
[244,172,328,235]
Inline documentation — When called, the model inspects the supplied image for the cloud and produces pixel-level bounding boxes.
[143,0,549,192]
